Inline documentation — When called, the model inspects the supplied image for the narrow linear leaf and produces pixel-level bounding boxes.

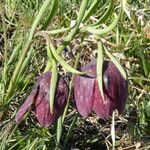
[92,0,113,27]
[28,138,39,150]
[82,0,100,23]
[15,47,34,88]
[20,74,35,94]
[62,52,81,123]
[47,43,53,60]
[8,136,28,150]
[129,77,150,82]
[76,0,89,23]
[141,56,149,77]
[95,0,109,16]
[97,41,104,100]
[19,47,34,76]
[42,28,70,35]
[35,31,52,72]
[104,47,127,80]
[42,145,46,150]
[44,44,53,72]
[44,61,52,72]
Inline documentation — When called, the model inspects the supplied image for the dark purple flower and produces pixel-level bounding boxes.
[15,72,68,127]
[74,60,128,119]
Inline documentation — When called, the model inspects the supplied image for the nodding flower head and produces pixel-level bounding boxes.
[15,72,68,127]
[73,60,128,119]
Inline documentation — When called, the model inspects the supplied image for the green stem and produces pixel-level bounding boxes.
[56,116,62,149]
[56,0,89,54]
[62,52,81,123]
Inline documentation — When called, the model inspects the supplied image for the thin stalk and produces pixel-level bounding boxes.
[56,116,62,149]
[62,52,81,123]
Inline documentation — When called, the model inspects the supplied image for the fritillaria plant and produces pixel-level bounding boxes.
[3,0,127,148]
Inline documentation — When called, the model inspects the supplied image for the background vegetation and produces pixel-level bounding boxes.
[0,0,150,149]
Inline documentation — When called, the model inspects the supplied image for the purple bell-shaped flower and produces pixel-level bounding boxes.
[15,72,68,127]
[74,60,128,119]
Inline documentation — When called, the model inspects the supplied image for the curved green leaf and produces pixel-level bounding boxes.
[49,42,85,75]
[82,8,122,35]
[35,31,58,114]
